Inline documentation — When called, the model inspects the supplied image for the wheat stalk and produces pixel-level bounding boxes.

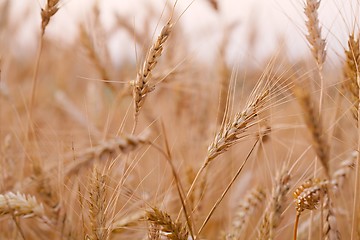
[27,1,61,187]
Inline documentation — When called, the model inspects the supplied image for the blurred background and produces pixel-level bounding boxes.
[2,0,359,67]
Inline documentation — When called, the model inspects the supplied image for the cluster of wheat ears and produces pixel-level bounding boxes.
[0,0,360,239]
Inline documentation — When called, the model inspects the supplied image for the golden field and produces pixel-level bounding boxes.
[0,0,360,239]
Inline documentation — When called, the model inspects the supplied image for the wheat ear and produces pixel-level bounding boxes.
[185,80,272,218]
[323,194,341,240]
[41,0,60,35]
[227,187,266,239]
[258,167,291,240]
[64,132,150,177]
[79,24,113,91]
[294,87,330,178]
[304,0,327,112]
[27,1,61,184]
[304,0,326,69]
[331,151,357,193]
[207,0,218,11]
[111,210,145,233]
[133,19,173,118]
[293,178,327,240]
[0,192,45,219]
[147,208,188,240]
[343,33,360,121]
[88,167,109,240]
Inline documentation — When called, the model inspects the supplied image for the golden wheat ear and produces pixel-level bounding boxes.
[292,178,341,240]
[133,18,173,118]
[294,86,330,179]
[304,0,326,69]
[41,0,60,35]
[88,166,109,240]
[146,207,189,240]
[227,187,266,239]
[258,167,291,240]
[343,33,360,121]
[0,192,45,219]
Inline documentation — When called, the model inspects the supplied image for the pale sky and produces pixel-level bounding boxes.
[5,0,360,66]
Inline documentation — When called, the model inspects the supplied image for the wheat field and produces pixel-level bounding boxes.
[0,0,360,239]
